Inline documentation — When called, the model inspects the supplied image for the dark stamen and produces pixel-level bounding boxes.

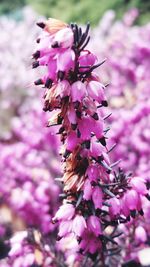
[34,78,43,85]
[32,61,39,69]
[32,50,40,59]
[36,22,45,29]
[45,78,52,88]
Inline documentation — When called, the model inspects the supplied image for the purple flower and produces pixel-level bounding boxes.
[53,204,75,222]
[87,215,102,237]
[32,17,149,264]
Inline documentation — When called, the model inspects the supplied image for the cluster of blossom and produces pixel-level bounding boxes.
[0,108,60,233]
[108,101,150,180]
[0,104,63,265]
[0,6,40,139]
[33,17,150,266]
[90,9,150,179]
[1,229,65,267]
[89,9,150,265]
[0,8,63,266]
[117,197,150,267]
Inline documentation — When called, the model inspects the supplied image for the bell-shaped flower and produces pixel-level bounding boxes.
[83,96,97,116]
[58,220,72,237]
[83,179,92,201]
[71,81,87,102]
[66,131,79,152]
[86,164,99,182]
[88,237,102,254]
[72,215,87,237]
[78,116,92,141]
[56,80,70,98]
[135,226,147,243]
[121,196,130,217]
[36,32,53,54]
[53,203,75,222]
[130,177,147,196]
[47,58,57,80]
[87,81,106,104]
[124,189,141,212]
[87,215,102,237]
[79,50,97,71]
[67,104,77,125]
[92,186,103,209]
[56,49,75,72]
[92,118,103,139]
[90,140,103,158]
[108,197,121,218]
[52,27,74,48]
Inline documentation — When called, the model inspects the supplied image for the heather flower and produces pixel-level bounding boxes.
[33,16,149,266]
[92,186,103,209]
[83,179,92,201]
[87,215,102,237]
[52,27,74,48]
[6,229,64,267]
[135,226,147,243]
[130,177,147,195]
[71,81,87,102]
[72,215,87,237]
[53,204,75,222]
[87,80,107,104]
[108,197,120,219]
[90,10,150,182]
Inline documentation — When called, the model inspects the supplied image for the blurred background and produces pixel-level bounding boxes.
[0,0,150,25]
[0,0,150,266]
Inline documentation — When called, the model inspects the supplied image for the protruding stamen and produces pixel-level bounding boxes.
[36,22,46,29]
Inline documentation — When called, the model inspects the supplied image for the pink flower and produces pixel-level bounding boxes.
[83,96,97,116]
[56,80,70,98]
[67,104,77,125]
[72,215,87,236]
[53,203,75,222]
[58,220,72,237]
[79,50,97,71]
[122,189,142,217]
[71,81,87,102]
[66,131,79,152]
[135,226,147,243]
[87,81,106,104]
[47,58,57,80]
[56,49,75,72]
[83,179,92,201]
[92,118,104,139]
[78,116,92,141]
[90,140,103,158]
[52,27,74,48]
[86,164,99,182]
[92,186,103,209]
[87,215,102,237]
[130,177,147,195]
[79,232,102,254]
[108,197,120,218]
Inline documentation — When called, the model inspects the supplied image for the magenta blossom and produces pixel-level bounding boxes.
[33,17,149,266]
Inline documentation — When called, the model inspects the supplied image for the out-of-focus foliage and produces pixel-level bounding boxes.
[0,0,150,25]
[0,0,25,14]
